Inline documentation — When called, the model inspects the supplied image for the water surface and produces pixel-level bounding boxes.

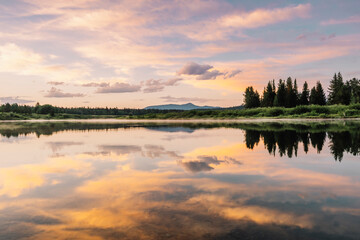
[0,121,359,239]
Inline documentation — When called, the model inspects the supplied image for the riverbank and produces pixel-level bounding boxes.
[1,104,360,120]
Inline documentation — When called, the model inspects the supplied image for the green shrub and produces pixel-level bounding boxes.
[349,104,360,110]
[344,109,359,117]
[290,106,311,114]
[265,108,284,116]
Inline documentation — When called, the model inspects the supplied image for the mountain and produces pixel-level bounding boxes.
[144,103,220,110]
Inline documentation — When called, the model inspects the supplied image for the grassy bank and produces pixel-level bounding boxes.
[1,104,360,120]
[128,104,360,119]
[0,112,118,120]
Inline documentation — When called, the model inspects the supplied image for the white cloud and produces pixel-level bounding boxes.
[0,43,89,81]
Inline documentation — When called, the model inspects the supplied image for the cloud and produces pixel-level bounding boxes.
[196,69,224,80]
[143,78,182,93]
[320,33,336,41]
[221,3,311,28]
[47,81,65,86]
[177,62,213,75]
[46,141,83,152]
[179,155,241,173]
[81,82,110,87]
[177,62,223,80]
[296,32,336,41]
[44,87,85,98]
[178,62,240,80]
[180,161,214,173]
[0,43,43,73]
[95,82,141,93]
[61,9,148,30]
[198,155,242,165]
[164,77,183,86]
[99,145,142,155]
[224,69,242,79]
[0,97,34,104]
[160,96,216,103]
[321,15,360,25]
[0,43,89,81]
[143,79,165,93]
[142,145,183,159]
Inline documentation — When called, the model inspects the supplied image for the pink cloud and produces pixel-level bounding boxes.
[221,3,311,28]
[45,87,85,98]
[321,15,360,25]
[95,82,141,93]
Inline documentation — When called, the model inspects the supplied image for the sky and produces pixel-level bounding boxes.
[0,0,359,108]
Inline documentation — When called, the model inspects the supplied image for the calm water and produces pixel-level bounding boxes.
[0,121,359,240]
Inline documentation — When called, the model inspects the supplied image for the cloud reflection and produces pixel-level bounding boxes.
[0,123,360,239]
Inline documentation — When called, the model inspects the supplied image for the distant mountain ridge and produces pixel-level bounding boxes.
[144,103,220,110]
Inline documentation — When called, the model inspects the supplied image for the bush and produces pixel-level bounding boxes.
[344,109,360,117]
[290,106,311,115]
[349,104,360,110]
[265,108,284,116]
[311,105,330,114]
[241,108,261,117]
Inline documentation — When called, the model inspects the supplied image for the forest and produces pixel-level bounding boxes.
[243,72,360,108]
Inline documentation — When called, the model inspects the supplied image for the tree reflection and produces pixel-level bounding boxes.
[244,129,359,161]
[1,121,359,161]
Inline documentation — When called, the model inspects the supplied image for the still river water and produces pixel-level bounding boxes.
[0,120,359,240]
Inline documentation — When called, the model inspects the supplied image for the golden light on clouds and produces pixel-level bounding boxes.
[0,0,358,107]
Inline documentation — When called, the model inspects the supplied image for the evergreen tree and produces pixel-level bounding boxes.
[299,81,310,105]
[274,79,286,107]
[343,81,352,105]
[285,77,298,107]
[310,87,317,105]
[244,86,261,108]
[349,78,360,103]
[3,103,11,112]
[328,72,344,104]
[311,81,327,105]
[294,79,299,104]
[261,81,276,107]
[316,81,327,105]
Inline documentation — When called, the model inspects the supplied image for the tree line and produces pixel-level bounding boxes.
[244,73,360,108]
[0,102,182,116]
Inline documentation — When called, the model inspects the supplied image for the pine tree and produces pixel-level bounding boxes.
[284,77,298,108]
[299,81,310,105]
[343,81,352,105]
[309,87,317,105]
[309,82,326,105]
[328,72,344,104]
[349,78,360,103]
[244,86,260,108]
[315,81,327,105]
[275,79,286,107]
[294,79,299,105]
[261,81,276,107]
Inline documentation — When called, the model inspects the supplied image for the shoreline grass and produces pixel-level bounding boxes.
[1,104,360,120]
